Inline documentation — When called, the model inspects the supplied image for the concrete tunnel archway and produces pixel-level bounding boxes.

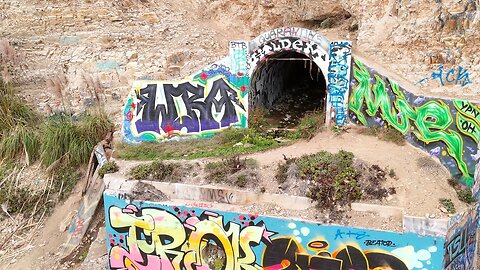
[246,28,332,127]
[249,50,327,128]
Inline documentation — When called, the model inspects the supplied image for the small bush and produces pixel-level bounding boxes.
[320,17,335,29]
[457,189,476,204]
[41,110,113,168]
[382,128,406,146]
[439,198,456,214]
[128,160,181,182]
[217,127,247,144]
[288,111,324,140]
[357,126,405,146]
[53,164,81,201]
[388,168,396,178]
[235,175,248,187]
[248,107,270,133]
[275,160,291,184]
[99,161,119,178]
[205,161,228,183]
[0,93,40,135]
[0,187,46,215]
[299,150,361,207]
[0,125,40,163]
[205,156,256,187]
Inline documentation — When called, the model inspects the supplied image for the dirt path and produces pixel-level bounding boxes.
[2,182,84,270]
[246,126,468,218]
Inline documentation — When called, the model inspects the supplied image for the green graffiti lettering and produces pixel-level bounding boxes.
[413,101,469,184]
[454,100,480,123]
[349,58,472,186]
[456,113,480,143]
[348,59,372,126]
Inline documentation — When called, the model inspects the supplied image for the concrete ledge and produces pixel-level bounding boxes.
[103,174,313,210]
[403,215,449,236]
[351,202,404,218]
[104,173,449,236]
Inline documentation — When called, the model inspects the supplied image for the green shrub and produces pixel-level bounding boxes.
[99,161,119,178]
[0,125,40,163]
[284,150,362,208]
[205,156,253,186]
[53,164,81,201]
[217,127,247,144]
[382,127,406,146]
[40,110,113,168]
[0,93,40,135]
[358,126,405,146]
[439,198,456,214]
[205,160,229,183]
[457,189,476,204]
[288,111,324,140]
[248,107,270,133]
[40,114,78,167]
[128,160,181,182]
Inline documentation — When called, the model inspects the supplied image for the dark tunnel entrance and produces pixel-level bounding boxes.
[250,51,327,128]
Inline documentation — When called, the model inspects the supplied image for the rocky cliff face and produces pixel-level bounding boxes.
[0,0,478,120]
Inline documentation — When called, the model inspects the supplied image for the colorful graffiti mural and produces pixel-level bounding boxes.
[122,63,249,142]
[327,41,352,126]
[443,203,479,270]
[123,27,340,142]
[348,58,480,187]
[104,192,444,270]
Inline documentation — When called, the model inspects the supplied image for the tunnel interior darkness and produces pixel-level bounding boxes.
[250,51,327,128]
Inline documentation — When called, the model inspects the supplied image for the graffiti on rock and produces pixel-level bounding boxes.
[104,193,444,270]
[327,41,352,125]
[349,58,480,187]
[123,68,248,142]
[416,65,472,87]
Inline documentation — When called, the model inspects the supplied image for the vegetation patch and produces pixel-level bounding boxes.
[439,198,456,214]
[287,111,325,140]
[357,126,406,146]
[99,161,119,178]
[446,177,476,204]
[276,150,395,211]
[117,127,283,161]
[205,156,258,188]
[52,164,81,201]
[128,160,183,182]
[203,241,226,270]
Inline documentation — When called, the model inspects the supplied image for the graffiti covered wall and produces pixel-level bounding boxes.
[104,192,444,270]
[328,41,352,126]
[443,203,479,270]
[348,58,480,187]
[122,48,250,142]
[473,142,480,198]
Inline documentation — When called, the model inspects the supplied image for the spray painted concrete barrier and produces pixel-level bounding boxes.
[472,142,480,198]
[122,27,353,142]
[121,26,480,189]
[443,203,480,270]
[104,189,445,270]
